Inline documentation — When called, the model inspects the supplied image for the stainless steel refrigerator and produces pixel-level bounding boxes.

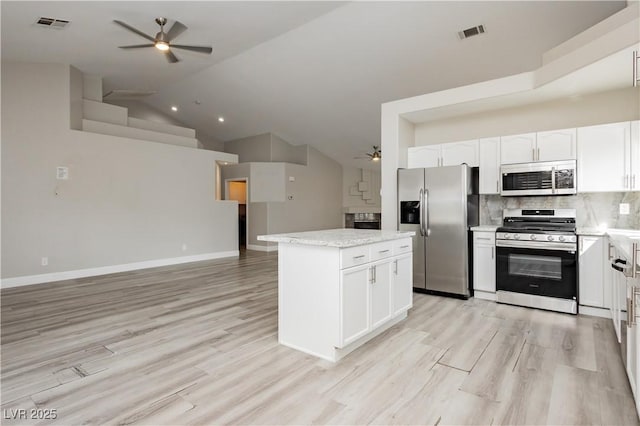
[397,165,478,297]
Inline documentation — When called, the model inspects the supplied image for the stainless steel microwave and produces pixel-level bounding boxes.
[500,160,577,196]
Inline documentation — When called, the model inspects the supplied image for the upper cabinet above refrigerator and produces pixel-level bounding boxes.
[407,140,479,169]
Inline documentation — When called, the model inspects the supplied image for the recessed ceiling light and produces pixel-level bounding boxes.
[218,116,225,123]
[171,106,178,112]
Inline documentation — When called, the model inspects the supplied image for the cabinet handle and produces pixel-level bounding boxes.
[400,245,409,249]
[532,148,535,161]
[537,148,540,161]
[476,237,491,241]
[496,180,499,193]
[608,243,614,261]
[353,255,366,260]
[492,247,494,259]
[633,175,636,189]
[394,259,398,275]
[372,265,376,283]
[378,249,390,254]
[625,174,629,189]
[634,50,639,87]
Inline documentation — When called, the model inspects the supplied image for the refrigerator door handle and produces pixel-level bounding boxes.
[424,189,430,237]
[418,188,425,236]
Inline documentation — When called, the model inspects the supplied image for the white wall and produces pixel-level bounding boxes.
[1,63,239,284]
[224,133,272,163]
[414,87,640,145]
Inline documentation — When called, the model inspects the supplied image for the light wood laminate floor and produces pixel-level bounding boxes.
[2,252,638,425]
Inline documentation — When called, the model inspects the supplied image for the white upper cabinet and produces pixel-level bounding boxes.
[631,120,640,191]
[478,137,500,194]
[501,130,576,165]
[407,145,440,168]
[441,140,479,167]
[408,140,478,169]
[500,133,537,164]
[577,122,631,192]
[536,128,577,162]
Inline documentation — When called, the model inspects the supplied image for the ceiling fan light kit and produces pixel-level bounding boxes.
[114,17,212,63]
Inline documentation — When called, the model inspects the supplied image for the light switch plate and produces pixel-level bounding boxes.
[620,203,630,215]
[56,166,69,180]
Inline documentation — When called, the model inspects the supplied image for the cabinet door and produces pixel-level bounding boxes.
[473,240,496,293]
[479,137,500,194]
[578,236,605,308]
[370,261,392,329]
[392,254,413,316]
[407,145,441,168]
[537,128,576,161]
[339,265,370,347]
[577,122,630,192]
[441,140,479,167]
[631,121,640,191]
[500,133,536,164]
[626,281,638,398]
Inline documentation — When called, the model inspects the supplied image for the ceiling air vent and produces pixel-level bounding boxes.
[35,17,70,29]
[458,24,485,40]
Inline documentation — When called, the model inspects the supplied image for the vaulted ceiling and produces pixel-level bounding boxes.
[1,1,627,169]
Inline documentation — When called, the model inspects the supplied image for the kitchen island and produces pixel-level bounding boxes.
[258,229,415,362]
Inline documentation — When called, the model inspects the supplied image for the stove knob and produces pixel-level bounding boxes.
[530,234,537,240]
[559,235,565,242]
[547,235,554,241]
[504,234,511,239]
[514,234,520,240]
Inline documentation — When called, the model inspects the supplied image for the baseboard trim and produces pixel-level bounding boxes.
[1,251,240,289]
[474,290,496,301]
[247,244,278,252]
[579,305,611,319]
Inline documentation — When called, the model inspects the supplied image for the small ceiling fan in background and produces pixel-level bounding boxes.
[354,145,382,162]
[114,17,213,63]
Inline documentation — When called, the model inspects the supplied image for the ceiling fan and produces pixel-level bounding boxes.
[354,145,382,162]
[113,17,213,63]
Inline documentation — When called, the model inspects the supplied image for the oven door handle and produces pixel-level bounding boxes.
[496,240,576,252]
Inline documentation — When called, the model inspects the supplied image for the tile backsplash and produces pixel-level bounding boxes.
[480,192,640,230]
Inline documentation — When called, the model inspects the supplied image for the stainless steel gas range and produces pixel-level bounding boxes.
[495,209,578,314]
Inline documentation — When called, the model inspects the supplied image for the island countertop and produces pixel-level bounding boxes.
[257,228,415,248]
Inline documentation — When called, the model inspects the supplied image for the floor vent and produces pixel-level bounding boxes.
[458,24,485,40]
[35,17,70,29]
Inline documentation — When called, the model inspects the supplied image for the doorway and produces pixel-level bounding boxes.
[226,179,248,251]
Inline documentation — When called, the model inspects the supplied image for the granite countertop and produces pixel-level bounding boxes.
[576,227,608,236]
[257,228,415,248]
[470,225,499,232]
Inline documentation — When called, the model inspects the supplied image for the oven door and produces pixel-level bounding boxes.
[496,241,577,299]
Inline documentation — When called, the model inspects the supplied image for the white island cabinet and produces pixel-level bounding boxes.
[258,229,414,362]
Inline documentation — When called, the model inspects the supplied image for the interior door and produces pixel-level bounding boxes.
[424,165,469,296]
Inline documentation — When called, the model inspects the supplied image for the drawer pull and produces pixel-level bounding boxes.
[378,249,390,253]
[353,255,366,259]
[476,237,491,241]
[400,245,409,249]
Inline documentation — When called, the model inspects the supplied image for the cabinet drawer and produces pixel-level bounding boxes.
[473,232,495,244]
[393,238,412,255]
[369,242,394,261]
[341,246,370,269]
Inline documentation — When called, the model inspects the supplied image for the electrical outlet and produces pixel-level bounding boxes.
[287,195,293,200]
[41,257,48,266]
[289,176,295,182]
[620,203,630,215]
[182,243,187,251]
[56,166,69,180]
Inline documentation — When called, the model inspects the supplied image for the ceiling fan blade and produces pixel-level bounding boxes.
[166,20,188,42]
[171,44,213,54]
[113,20,155,43]
[165,50,180,63]
[118,44,155,49]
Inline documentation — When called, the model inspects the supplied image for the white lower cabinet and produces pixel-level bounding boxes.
[338,239,413,349]
[473,231,496,299]
[578,236,607,309]
[393,254,413,315]
[339,264,371,346]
